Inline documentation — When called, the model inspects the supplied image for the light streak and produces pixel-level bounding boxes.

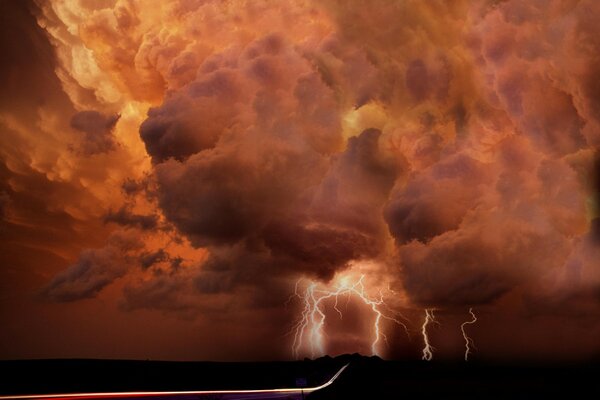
[289,275,409,359]
[460,307,477,361]
[0,364,349,400]
[421,309,438,361]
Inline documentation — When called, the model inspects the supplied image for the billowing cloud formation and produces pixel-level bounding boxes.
[2,0,600,360]
[38,0,600,310]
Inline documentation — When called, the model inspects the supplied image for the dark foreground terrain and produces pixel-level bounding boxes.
[1,354,598,399]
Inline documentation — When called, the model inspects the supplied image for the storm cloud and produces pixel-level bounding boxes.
[38,0,600,313]
[3,0,599,360]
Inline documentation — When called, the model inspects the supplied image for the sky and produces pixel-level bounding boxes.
[0,0,599,362]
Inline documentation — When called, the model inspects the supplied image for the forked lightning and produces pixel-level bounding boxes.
[289,275,409,359]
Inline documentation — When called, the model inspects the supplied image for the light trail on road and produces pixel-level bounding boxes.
[0,364,348,400]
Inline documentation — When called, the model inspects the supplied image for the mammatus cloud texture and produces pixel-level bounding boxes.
[0,0,599,360]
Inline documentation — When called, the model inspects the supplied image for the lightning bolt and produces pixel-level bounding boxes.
[460,307,477,361]
[421,309,438,361]
[289,275,409,359]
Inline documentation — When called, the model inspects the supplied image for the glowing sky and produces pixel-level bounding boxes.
[0,0,599,361]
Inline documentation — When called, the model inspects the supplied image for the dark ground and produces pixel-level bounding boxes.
[1,354,598,399]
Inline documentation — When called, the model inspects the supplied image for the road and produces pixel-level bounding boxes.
[0,364,348,400]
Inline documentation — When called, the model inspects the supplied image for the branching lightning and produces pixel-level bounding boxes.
[421,309,438,361]
[289,275,409,359]
[460,307,477,361]
[290,280,480,361]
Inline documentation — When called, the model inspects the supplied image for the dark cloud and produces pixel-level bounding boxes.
[54,0,600,319]
[259,128,400,279]
[138,249,184,272]
[71,110,119,136]
[70,110,120,155]
[399,209,570,307]
[121,178,148,196]
[143,35,337,249]
[385,153,491,245]
[139,249,169,269]
[104,206,159,231]
[139,71,239,163]
[386,133,588,308]
[43,230,143,302]
[262,220,377,280]
[153,125,397,286]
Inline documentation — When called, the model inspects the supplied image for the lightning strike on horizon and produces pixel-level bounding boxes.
[421,309,437,361]
[460,308,478,361]
[289,275,409,359]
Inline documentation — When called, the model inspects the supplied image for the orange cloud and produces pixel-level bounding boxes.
[1,0,599,360]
